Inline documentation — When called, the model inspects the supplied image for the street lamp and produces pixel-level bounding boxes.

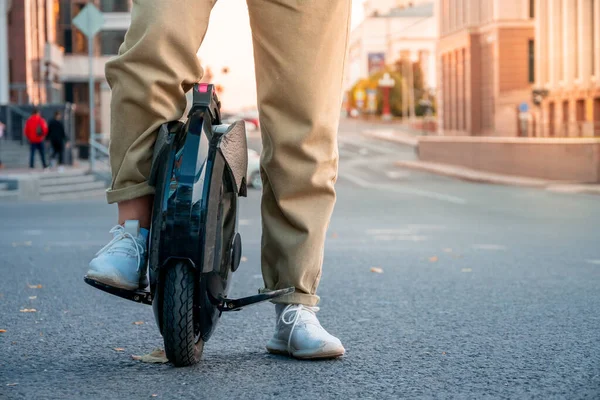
[378,72,395,121]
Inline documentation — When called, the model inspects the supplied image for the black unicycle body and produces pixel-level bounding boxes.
[85,83,293,367]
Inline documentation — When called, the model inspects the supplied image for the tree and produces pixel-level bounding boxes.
[348,59,436,117]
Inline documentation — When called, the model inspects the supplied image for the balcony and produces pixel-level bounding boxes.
[101,12,131,31]
[61,54,115,82]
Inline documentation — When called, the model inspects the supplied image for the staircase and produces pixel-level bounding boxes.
[0,168,109,202]
[0,140,30,168]
[38,170,108,201]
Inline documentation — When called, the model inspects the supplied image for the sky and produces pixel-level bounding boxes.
[198,0,365,112]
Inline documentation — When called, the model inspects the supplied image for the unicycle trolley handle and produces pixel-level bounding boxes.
[84,83,294,367]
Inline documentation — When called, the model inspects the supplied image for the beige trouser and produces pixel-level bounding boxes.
[105,0,351,306]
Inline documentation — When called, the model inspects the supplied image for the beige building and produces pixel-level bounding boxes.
[436,0,535,136]
[346,1,438,94]
[534,0,600,137]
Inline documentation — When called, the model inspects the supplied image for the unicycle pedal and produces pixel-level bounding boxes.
[217,287,295,312]
[84,276,152,305]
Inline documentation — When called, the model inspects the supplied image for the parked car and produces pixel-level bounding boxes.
[247,149,262,189]
[221,112,259,133]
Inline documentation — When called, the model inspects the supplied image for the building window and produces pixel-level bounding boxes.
[100,0,129,12]
[99,30,126,55]
[528,39,535,83]
[529,0,534,18]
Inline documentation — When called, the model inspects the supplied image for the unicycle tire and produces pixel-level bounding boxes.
[162,262,204,367]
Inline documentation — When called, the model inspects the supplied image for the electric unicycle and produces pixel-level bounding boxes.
[85,83,293,366]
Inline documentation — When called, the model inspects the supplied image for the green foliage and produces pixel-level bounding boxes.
[348,60,436,117]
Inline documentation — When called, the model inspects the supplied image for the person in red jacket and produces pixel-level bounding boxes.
[24,108,49,169]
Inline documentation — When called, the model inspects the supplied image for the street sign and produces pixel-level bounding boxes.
[519,102,529,113]
[72,3,105,38]
[72,3,105,172]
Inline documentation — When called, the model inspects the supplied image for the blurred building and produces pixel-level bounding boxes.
[436,0,535,136]
[57,0,131,142]
[534,0,600,137]
[345,0,437,94]
[1,0,131,143]
[2,0,64,105]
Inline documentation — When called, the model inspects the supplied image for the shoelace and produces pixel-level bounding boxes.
[95,225,145,270]
[280,304,320,353]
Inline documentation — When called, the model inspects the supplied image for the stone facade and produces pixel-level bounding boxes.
[436,0,534,136]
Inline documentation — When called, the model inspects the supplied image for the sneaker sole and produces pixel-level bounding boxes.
[85,272,147,291]
[266,341,345,360]
[266,347,345,360]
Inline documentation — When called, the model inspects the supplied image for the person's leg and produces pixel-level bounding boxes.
[29,144,35,168]
[39,143,47,168]
[247,0,351,306]
[247,0,351,359]
[57,143,64,165]
[105,0,216,226]
[87,0,215,290]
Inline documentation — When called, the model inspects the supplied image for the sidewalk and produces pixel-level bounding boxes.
[362,126,421,147]
[0,161,110,201]
[362,126,600,195]
[395,160,600,195]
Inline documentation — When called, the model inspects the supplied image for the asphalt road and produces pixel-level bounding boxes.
[1,119,599,399]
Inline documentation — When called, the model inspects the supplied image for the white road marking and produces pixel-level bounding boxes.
[373,235,428,242]
[385,170,410,179]
[473,244,507,251]
[366,229,412,235]
[585,259,600,265]
[239,219,251,226]
[339,171,467,204]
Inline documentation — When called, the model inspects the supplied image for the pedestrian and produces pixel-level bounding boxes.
[47,111,68,167]
[86,1,349,359]
[0,120,5,169]
[24,108,49,169]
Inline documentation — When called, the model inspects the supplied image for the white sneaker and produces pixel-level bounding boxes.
[86,221,149,291]
[266,304,345,359]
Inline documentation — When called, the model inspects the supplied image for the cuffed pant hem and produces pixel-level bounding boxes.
[260,288,320,307]
[106,181,155,204]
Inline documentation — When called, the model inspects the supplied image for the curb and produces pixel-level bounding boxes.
[395,160,600,195]
[362,129,419,147]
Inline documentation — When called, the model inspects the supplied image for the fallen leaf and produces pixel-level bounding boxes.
[461,268,472,273]
[20,308,37,313]
[241,256,248,262]
[132,348,169,364]
[6,383,18,387]
[29,296,37,300]
[114,348,125,352]
[442,352,447,355]
[429,256,438,263]
[133,321,144,325]
[11,341,17,345]
[370,267,384,274]
[0,329,6,333]
[27,284,42,289]
[443,248,453,253]
[331,232,339,238]
[151,395,158,398]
